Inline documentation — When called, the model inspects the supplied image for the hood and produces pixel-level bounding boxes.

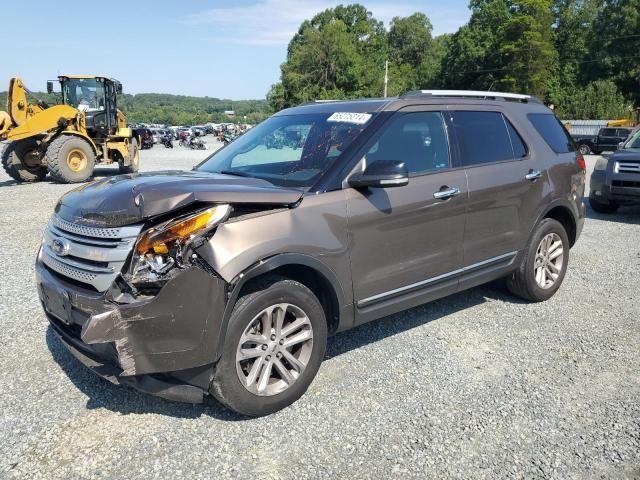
[55,171,304,227]
[609,149,640,161]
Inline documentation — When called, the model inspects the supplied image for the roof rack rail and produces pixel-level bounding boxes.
[401,90,543,104]
[299,99,343,106]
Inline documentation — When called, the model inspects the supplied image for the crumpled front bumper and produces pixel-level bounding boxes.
[36,251,229,402]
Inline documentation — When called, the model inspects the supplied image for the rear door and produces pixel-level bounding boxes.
[449,109,546,273]
[345,108,467,321]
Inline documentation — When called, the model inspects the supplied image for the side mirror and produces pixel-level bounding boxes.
[618,141,625,150]
[116,83,123,94]
[46,81,54,94]
[348,160,409,189]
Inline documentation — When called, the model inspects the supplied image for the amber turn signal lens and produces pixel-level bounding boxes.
[135,205,230,255]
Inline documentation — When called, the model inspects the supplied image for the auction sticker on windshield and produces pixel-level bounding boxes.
[327,112,372,125]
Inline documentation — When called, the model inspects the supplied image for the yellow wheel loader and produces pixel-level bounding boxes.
[0,76,140,183]
[607,108,640,128]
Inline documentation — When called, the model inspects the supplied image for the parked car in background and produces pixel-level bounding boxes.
[151,129,169,144]
[589,128,640,212]
[572,127,632,155]
[177,128,192,140]
[192,127,206,136]
[132,127,154,149]
[38,90,585,416]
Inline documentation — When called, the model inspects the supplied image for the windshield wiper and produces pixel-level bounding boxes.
[219,170,252,178]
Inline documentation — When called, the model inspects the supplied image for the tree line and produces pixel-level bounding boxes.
[267,1,640,119]
[0,91,270,126]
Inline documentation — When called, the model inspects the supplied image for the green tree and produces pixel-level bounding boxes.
[586,0,640,105]
[281,19,361,105]
[418,34,452,88]
[561,79,629,118]
[266,83,286,112]
[547,0,599,109]
[497,0,557,97]
[280,4,388,105]
[388,13,433,68]
[440,0,511,90]
[387,13,445,91]
[274,4,447,106]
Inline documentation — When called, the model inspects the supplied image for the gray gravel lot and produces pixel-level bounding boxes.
[0,141,638,479]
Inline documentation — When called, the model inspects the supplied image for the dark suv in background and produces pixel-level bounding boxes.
[37,90,585,416]
[589,128,640,212]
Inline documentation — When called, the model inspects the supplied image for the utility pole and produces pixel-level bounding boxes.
[383,60,389,98]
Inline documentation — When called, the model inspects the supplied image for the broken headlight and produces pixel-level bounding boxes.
[128,205,230,286]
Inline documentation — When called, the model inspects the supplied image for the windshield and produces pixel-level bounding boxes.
[63,78,105,111]
[196,112,373,188]
[623,129,640,149]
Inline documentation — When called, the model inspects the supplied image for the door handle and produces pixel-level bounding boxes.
[433,186,461,200]
[525,169,542,181]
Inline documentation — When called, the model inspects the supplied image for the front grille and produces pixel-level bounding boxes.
[612,180,640,188]
[41,216,143,292]
[616,161,640,174]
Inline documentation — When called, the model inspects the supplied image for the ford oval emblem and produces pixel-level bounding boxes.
[51,238,70,256]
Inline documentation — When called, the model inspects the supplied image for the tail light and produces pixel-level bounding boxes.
[576,154,586,171]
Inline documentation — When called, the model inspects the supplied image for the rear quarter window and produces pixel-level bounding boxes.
[527,113,575,153]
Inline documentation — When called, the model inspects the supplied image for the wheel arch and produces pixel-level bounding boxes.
[215,254,347,361]
[56,131,100,156]
[539,202,578,247]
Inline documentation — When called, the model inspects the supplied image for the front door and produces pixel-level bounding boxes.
[345,109,467,322]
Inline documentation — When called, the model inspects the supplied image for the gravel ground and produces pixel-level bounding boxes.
[0,143,638,480]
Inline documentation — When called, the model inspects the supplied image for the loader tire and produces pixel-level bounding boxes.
[119,138,139,174]
[46,135,95,183]
[1,141,47,183]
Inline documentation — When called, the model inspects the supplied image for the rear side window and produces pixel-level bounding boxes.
[528,113,575,153]
[450,111,514,166]
[600,128,616,137]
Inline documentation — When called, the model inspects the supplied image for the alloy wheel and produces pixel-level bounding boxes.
[236,303,314,396]
[534,232,564,289]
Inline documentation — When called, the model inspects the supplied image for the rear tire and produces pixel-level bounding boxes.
[46,135,95,183]
[506,218,569,302]
[119,138,140,174]
[588,195,619,213]
[1,141,47,182]
[210,275,327,417]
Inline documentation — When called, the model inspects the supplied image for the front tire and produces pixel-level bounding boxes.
[46,135,95,183]
[507,218,569,302]
[1,140,47,182]
[210,276,327,417]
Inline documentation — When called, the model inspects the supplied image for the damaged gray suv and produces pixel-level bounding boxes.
[37,91,585,416]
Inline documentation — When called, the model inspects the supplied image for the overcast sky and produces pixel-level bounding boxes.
[1,1,471,99]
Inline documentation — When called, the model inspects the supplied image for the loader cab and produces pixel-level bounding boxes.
[58,76,121,137]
